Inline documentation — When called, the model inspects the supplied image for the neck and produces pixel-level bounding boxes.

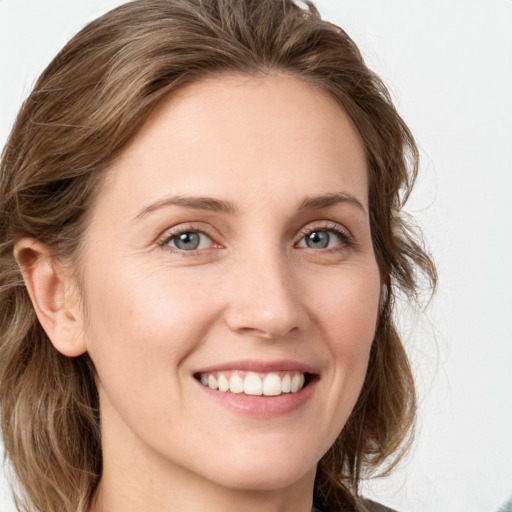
[90,465,316,512]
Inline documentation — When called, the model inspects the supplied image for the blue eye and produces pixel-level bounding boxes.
[298,229,347,249]
[166,231,212,251]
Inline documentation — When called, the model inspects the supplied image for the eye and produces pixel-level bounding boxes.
[164,230,213,251]
[296,227,351,250]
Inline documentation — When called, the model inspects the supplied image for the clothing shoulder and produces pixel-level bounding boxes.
[498,495,512,512]
[361,499,398,512]
[315,498,399,512]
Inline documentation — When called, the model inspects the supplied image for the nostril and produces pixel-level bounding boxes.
[225,314,304,341]
[222,270,308,339]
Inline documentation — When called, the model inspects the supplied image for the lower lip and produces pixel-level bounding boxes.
[195,378,317,418]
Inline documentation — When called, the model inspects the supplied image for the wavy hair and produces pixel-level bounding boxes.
[0,1,436,511]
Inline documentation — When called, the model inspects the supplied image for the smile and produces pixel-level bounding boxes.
[196,371,307,396]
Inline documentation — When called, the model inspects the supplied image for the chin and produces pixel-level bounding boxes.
[202,446,318,492]
[219,468,314,493]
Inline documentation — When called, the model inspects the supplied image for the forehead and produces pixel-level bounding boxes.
[97,72,368,215]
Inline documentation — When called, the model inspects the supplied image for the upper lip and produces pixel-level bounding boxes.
[194,359,318,375]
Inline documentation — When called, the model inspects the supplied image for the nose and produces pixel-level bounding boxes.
[223,251,308,340]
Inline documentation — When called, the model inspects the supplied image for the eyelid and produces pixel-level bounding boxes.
[294,221,354,248]
[157,223,221,252]
[155,220,354,255]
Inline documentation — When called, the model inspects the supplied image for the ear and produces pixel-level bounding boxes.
[14,238,87,357]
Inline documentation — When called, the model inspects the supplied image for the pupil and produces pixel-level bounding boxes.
[307,231,329,249]
[176,232,200,250]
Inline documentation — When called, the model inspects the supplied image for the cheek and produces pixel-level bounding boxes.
[314,262,381,392]
[80,267,221,432]
[81,263,217,383]
[321,267,380,346]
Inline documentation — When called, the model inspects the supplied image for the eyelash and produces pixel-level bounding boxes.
[157,221,354,255]
[157,224,216,255]
[295,222,354,251]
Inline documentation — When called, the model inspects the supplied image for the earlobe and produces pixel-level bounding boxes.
[14,238,87,357]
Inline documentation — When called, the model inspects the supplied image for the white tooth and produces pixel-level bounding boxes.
[263,373,282,396]
[281,374,291,393]
[291,373,302,393]
[244,372,263,395]
[208,375,218,390]
[200,374,208,386]
[229,374,244,394]
[298,373,305,390]
[218,374,229,392]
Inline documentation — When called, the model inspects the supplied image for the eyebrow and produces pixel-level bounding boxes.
[299,193,367,215]
[134,195,237,221]
[134,191,366,222]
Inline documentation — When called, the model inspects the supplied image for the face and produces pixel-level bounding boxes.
[78,74,380,494]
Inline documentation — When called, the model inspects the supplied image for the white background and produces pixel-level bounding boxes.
[1,1,511,511]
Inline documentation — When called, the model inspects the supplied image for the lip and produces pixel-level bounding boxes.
[194,359,318,374]
[193,359,319,418]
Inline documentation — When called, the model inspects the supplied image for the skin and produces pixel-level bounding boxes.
[18,73,381,512]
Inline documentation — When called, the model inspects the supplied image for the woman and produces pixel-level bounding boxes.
[0,1,436,511]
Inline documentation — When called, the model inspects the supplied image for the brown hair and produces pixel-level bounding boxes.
[0,1,436,511]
